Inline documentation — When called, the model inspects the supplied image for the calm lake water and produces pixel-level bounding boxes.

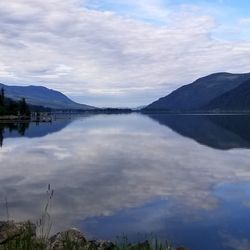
[1,113,250,250]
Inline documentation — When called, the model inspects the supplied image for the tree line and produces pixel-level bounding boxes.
[0,88,30,116]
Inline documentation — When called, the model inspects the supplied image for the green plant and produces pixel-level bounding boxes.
[36,184,54,243]
[0,186,177,250]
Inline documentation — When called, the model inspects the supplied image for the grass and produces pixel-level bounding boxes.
[36,184,54,242]
[0,223,45,250]
[115,236,175,250]
[0,186,179,250]
[0,233,176,250]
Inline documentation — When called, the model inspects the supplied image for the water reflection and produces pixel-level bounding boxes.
[0,117,74,147]
[0,114,250,250]
[147,114,250,150]
[0,123,30,146]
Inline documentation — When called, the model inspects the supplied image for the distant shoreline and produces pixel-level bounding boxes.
[1,111,250,123]
[140,110,250,115]
[0,115,30,122]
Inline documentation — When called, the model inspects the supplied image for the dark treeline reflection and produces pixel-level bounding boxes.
[0,123,30,146]
[0,118,74,147]
[147,114,250,150]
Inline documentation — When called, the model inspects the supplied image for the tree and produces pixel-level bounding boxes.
[18,98,30,116]
[0,88,4,106]
[0,127,3,147]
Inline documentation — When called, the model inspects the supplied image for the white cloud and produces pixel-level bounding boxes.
[86,0,170,23]
[1,0,250,106]
[239,18,250,26]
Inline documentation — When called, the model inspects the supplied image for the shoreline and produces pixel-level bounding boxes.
[0,220,187,250]
[0,115,31,123]
[1,111,250,122]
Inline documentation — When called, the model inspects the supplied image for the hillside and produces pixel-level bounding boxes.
[205,78,250,111]
[0,83,95,110]
[144,72,250,112]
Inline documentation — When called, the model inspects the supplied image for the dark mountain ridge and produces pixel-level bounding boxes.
[205,78,250,111]
[0,83,95,110]
[144,72,250,112]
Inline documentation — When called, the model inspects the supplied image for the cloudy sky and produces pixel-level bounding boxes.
[1,0,250,107]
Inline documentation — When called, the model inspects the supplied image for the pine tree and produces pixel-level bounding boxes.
[19,97,30,116]
[0,88,4,106]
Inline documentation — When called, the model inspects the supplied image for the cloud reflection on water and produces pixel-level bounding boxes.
[0,114,250,240]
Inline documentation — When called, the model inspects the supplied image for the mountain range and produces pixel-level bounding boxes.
[0,83,95,110]
[205,78,250,111]
[144,72,250,112]
[1,72,250,112]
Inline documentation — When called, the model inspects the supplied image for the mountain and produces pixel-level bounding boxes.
[0,83,95,110]
[144,72,250,112]
[205,78,250,111]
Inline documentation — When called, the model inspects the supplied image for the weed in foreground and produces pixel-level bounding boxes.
[0,185,177,250]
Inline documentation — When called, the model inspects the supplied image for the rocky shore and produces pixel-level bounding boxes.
[0,221,188,250]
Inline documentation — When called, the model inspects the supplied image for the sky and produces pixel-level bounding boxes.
[1,0,250,107]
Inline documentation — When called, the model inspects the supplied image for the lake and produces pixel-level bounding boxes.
[1,113,250,250]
